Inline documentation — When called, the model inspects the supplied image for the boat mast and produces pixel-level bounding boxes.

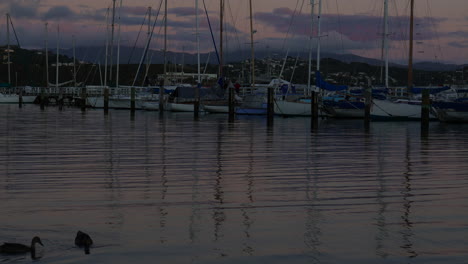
[249,0,255,87]
[104,8,110,87]
[219,0,224,77]
[6,13,11,85]
[384,0,389,88]
[407,0,414,93]
[195,0,201,117]
[109,0,116,83]
[196,0,201,86]
[73,35,76,88]
[307,0,316,94]
[45,23,49,89]
[116,0,122,88]
[316,0,322,72]
[56,24,59,90]
[143,6,152,85]
[163,0,168,85]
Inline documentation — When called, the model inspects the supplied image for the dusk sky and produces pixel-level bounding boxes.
[0,0,467,64]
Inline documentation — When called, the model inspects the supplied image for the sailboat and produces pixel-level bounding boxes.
[370,0,437,121]
[165,0,208,113]
[431,87,468,122]
[273,0,332,117]
[87,1,164,110]
[273,0,319,117]
[0,14,37,104]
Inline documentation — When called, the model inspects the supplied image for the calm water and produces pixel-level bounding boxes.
[1,104,468,263]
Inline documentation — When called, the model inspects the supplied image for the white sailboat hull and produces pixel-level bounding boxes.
[331,108,364,118]
[86,96,145,109]
[0,94,36,104]
[371,99,435,121]
[435,109,468,123]
[274,100,311,116]
[203,104,229,113]
[167,102,202,112]
[141,101,160,111]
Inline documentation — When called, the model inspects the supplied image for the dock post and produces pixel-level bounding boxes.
[159,80,165,114]
[311,91,319,129]
[40,87,45,110]
[104,87,109,114]
[18,88,23,108]
[364,86,372,127]
[228,81,235,122]
[194,83,200,120]
[81,86,86,112]
[131,87,136,113]
[421,89,430,135]
[58,87,64,111]
[267,86,274,126]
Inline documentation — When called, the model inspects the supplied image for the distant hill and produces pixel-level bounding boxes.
[58,46,465,72]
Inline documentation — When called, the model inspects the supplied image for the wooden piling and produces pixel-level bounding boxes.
[131,87,136,113]
[194,83,200,120]
[58,87,64,111]
[40,87,45,110]
[364,86,372,125]
[159,80,165,114]
[421,89,430,134]
[267,86,274,126]
[81,87,87,112]
[228,81,235,122]
[311,91,319,129]
[18,88,23,108]
[104,87,109,114]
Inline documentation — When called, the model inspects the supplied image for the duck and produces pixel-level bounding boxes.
[0,236,43,259]
[74,231,93,254]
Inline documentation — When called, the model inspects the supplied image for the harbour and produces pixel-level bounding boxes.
[1,0,467,262]
[1,104,468,263]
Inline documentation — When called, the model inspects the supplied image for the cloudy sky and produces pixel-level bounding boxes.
[0,0,467,64]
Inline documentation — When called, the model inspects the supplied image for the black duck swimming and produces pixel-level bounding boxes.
[75,231,93,254]
[0,236,43,259]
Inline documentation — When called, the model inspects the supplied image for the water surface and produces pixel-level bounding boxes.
[1,105,468,263]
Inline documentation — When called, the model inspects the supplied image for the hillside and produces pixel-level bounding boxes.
[1,46,466,87]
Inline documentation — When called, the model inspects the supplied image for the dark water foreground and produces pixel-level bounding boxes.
[1,105,468,264]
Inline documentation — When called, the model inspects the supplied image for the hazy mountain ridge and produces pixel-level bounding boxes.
[59,46,465,72]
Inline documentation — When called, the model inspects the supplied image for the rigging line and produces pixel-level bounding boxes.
[127,8,149,64]
[79,21,108,86]
[334,0,345,56]
[8,16,21,48]
[202,0,221,67]
[274,0,305,83]
[140,15,165,86]
[225,0,243,59]
[425,0,444,64]
[280,0,301,50]
[132,0,164,87]
[392,0,409,64]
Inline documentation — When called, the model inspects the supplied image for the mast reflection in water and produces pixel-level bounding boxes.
[1,105,468,263]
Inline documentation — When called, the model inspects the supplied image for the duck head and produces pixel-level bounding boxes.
[31,237,43,247]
